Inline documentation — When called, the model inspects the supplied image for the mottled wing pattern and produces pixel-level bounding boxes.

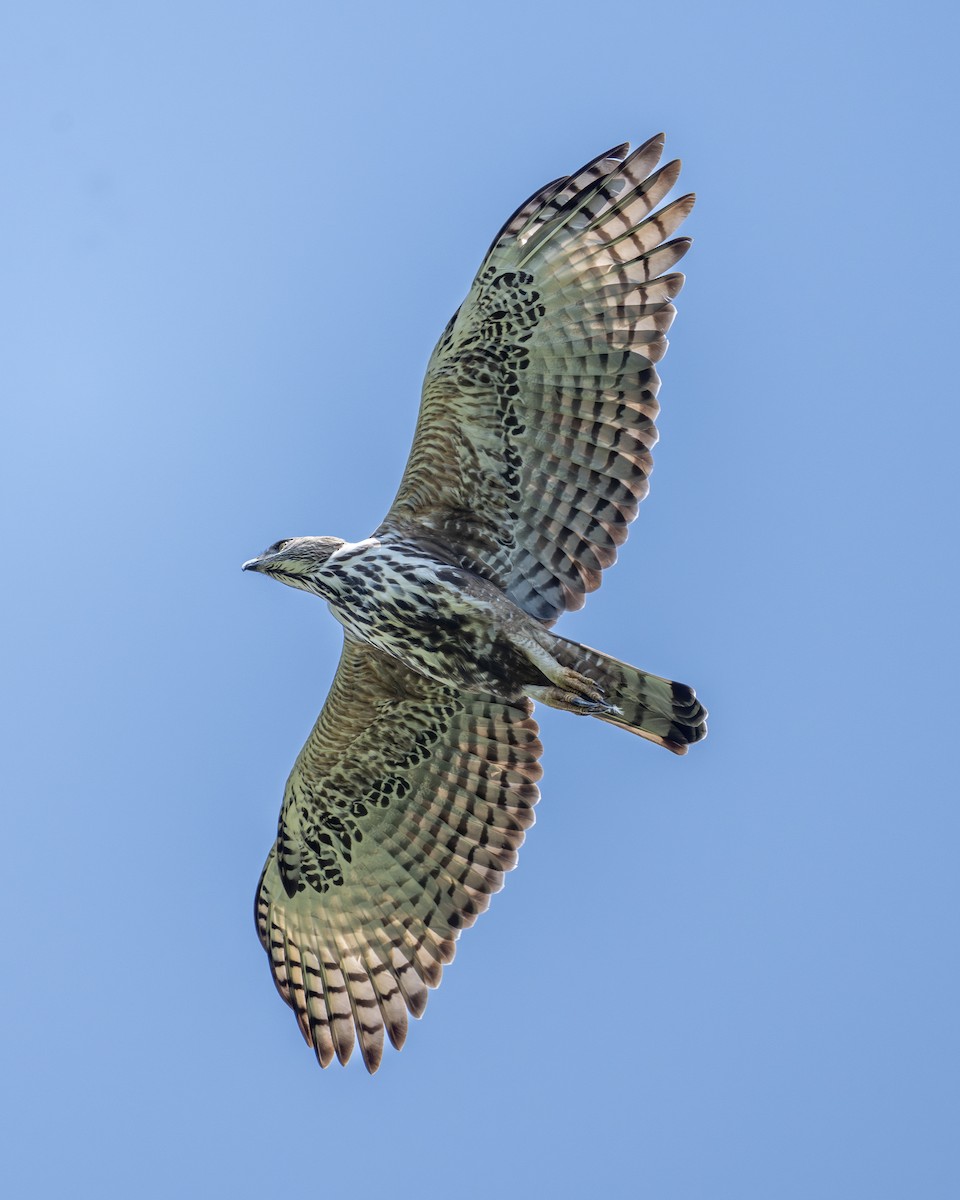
[255,637,542,1072]
[379,134,694,623]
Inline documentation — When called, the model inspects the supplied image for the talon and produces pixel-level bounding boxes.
[561,691,610,715]
[558,668,605,704]
[527,685,622,720]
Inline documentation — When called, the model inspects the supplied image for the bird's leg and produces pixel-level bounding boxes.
[508,625,610,707]
[526,685,624,718]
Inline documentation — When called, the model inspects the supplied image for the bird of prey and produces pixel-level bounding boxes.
[243,133,707,1072]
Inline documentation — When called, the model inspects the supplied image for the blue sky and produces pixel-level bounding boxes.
[3,2,958,1196]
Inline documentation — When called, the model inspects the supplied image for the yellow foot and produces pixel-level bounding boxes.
[528,684,622,717]
[555,667,606,704]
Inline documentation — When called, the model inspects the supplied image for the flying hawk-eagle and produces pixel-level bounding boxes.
[243,133,707,1072]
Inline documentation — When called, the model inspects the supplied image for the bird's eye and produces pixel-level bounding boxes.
[267,538,291,555]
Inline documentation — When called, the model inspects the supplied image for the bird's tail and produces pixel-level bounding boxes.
[545,634,708,754]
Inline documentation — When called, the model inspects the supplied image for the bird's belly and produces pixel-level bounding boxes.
[325,552,534,696]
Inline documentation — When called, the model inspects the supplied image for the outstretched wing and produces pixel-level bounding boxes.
[378,133,694,624]
[256,637,542,1072]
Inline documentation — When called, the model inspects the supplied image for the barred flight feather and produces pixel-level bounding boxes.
[256,638,542,1071]
[380,135,693,623]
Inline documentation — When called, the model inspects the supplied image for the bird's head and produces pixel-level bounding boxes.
[242,536,346,594]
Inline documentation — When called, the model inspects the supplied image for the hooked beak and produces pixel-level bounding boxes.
[242,557,264,572]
